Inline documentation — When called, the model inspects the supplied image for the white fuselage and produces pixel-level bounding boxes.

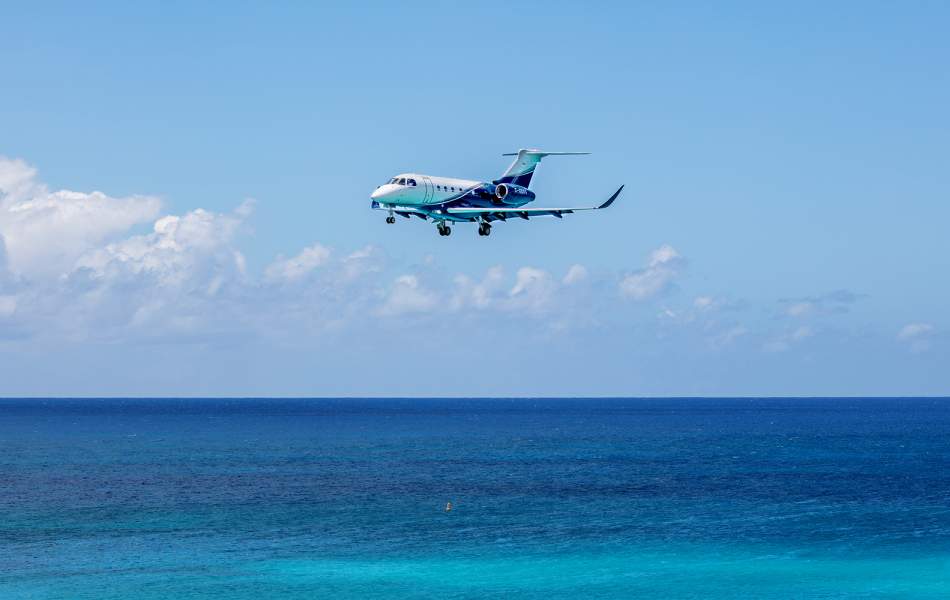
[370,173,483,207]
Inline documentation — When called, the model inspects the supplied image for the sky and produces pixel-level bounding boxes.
[1,1,948,396]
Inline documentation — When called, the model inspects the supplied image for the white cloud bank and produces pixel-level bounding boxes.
[619,244,684,300]
[0,156,161,278]
[265,243,332,283]
[2,155,938,370]
[5,156,656,343]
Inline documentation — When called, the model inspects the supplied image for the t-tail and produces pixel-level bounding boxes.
[495,149,590,188]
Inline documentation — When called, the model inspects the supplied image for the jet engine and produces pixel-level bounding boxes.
[492,183,535,205]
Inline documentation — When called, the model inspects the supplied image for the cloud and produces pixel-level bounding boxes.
[2,157,702,347]
[46,202,255,341]
[265,243,332,283]
[509,267,557,313]
[780,289,865,318]
[692,295,746,313]
[376,274,438,317]
[897,322,935,353]
[708,325,748,349]
[74,202,251,288]
[619,244,684,300]
[7,154,933,377]
[0,295,16,318]
[0,156,161,278]
[562,264,588,285]
[764,325,816,353]
[898,323,934,340]
[340,245,384,282]
[450,266,507,311]
[786,302,813,317]
[447,265,565,318]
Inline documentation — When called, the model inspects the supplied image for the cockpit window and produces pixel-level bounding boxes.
[407,178,417,186]
[388,178,397,184]
[398,177,407,185]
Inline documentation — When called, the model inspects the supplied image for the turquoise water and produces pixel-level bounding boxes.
[1,398,948,598]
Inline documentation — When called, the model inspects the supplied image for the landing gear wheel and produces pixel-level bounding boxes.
[437,224,451,236]
[386,216,396,224]
[478,223,492,236]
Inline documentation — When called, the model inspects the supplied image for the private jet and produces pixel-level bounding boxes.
[370,149,623,237]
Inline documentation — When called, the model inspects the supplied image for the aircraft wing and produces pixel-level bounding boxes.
[446,185,624,221]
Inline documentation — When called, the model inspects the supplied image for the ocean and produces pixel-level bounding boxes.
[1,398,948,599]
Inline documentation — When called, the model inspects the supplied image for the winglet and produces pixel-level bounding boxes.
[598,185,624,209]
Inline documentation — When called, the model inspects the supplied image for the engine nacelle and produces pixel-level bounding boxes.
[493,183,535,205]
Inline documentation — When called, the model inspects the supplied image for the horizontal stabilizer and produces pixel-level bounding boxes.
[501,150,590,157]
[497,149,590,188]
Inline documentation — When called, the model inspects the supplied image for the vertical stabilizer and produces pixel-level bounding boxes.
[496,149,590,188]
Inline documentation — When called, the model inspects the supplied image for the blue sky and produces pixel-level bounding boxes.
[1,2,948,396]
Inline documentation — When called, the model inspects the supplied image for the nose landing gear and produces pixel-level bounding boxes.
[385,216,396,224]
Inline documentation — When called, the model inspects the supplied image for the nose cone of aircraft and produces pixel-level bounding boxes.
[371,183,398,201]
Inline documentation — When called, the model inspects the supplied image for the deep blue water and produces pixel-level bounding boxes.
[1,398,949,598]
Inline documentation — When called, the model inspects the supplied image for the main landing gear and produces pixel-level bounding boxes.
[385,216,396,224]
[437,223,452,236]
[477,223,492,237]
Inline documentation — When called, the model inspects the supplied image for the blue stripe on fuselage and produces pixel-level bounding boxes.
[420,186,534,221]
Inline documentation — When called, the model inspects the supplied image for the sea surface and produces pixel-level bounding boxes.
[1,398,948,599]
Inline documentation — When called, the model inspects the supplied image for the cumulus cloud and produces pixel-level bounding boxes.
[7,155,920,368]
[619,244,684,300]
[1,156,708,347]
[51,202,254,340]
[509,267,557,313]
[447,265,565,317]
[450,266,507,311]
[75,203,250,285]
[265,243,332,283]
[341,245,384,281]
[562,264,588,285]
[376,274,438,317]
[0,156,161,278]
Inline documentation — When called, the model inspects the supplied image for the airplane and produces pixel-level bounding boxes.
[370,149,624,237]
